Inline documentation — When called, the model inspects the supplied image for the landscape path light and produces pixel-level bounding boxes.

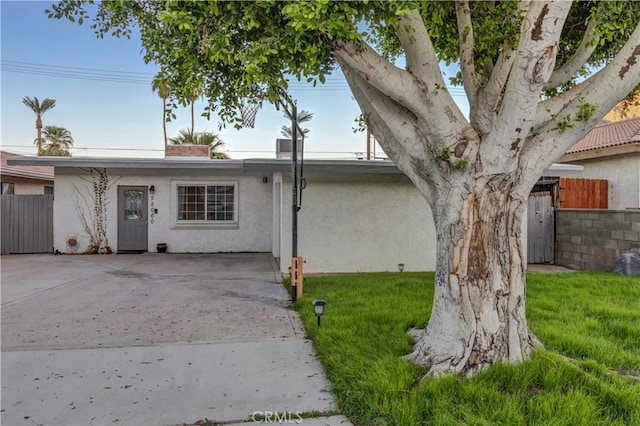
[312,300,327,327]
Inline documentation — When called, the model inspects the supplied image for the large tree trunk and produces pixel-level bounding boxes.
[405,176,538,377]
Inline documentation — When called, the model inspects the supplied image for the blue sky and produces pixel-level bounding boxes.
[1,1,469,159]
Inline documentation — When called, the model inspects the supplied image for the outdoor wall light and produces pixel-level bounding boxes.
[312,300,327,326]
[398,263,405,272]
[149,185,155,194]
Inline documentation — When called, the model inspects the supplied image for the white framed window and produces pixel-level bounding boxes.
[173,181,238,227]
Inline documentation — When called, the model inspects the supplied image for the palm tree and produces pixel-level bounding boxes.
[22,96,56,144]
[280,109,313,140]
[38,125,74,157]
[170,128,229,159]
[151,75,171,148]
[185,84,202,133]
[169,128,197,145]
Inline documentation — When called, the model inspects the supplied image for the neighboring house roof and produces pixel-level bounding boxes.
[1,150,55,180]
[560,117,640,162]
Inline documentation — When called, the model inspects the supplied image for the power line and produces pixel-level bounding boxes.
[1,144,373,155]
[1,59,467,95]
[1,60,155,76]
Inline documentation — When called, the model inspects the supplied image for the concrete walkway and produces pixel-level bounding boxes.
[1,254,350,425]
[527,263,576,273]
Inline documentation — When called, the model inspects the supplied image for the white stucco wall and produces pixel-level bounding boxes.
[277,173,437,273]
[579,155,640,210]
[54,168,272,254]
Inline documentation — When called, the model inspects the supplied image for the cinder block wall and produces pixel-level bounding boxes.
[555,209,640,270]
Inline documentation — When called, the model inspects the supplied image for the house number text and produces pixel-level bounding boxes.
[150,194,155,224]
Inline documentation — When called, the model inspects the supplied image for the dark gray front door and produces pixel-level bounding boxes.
[118,186,148,252]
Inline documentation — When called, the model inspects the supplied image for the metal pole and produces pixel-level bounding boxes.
[366,129,371,160]
[291,102,298,302]
[291,102,298,258]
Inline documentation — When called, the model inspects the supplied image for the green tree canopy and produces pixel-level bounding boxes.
[48,1,639,125]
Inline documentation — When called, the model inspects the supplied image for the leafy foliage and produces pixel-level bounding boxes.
[46,1,640,122]
[37,125,74,157]
[22,96,56,142]
[280,109,313,140]
[22,96,56,116]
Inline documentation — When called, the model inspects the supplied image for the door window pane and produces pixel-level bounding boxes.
[124,190,143,220]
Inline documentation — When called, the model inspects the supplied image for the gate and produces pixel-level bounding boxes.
[527,193,554,264]
[0,195,54,254]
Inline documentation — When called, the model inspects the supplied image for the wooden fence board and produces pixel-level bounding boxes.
[559,177,608,209]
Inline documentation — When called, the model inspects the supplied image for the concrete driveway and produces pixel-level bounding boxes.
[1,253,347,425]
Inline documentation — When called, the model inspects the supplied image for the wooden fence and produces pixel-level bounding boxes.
[1,195,54,255]
[558,177,608,209]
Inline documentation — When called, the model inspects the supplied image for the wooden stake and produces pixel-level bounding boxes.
[291,257,304,299]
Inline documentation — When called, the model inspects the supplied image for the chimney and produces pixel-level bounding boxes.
[165,144,210,158]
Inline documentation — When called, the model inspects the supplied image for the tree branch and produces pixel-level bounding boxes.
[544,19,600,90]
[396,9,447,89]
[339,62,442,199]
[332,40,424,113]
[534,22,640,132]
[455,1,480,106]
[481,1,571,172]
[473,46,516,134]
[525,22,640,174]
[471,1,530,134]
[333,31,470,155]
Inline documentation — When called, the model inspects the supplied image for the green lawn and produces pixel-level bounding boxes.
[292,272,640,425]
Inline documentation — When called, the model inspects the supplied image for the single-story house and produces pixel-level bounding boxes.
[558,117,640,210]
[1,150,54,195]
[8,143,582,273]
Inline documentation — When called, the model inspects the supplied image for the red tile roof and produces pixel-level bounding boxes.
[566,117,640,154]
[1,151,54,180]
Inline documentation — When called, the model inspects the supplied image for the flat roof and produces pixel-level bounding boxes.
[6,156,403,174]
[7,156,582,176]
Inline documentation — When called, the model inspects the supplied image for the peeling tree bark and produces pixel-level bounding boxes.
[405,178,537,377]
